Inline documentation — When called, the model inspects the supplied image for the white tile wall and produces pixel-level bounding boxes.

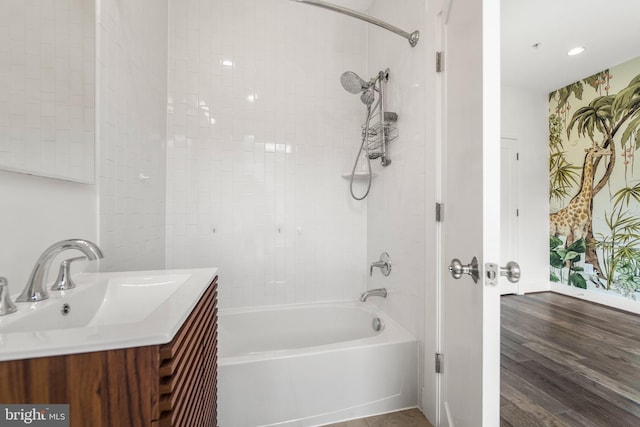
[367,0,429,345]
[166,0,369,308]
[97,0,168,272]
[0,0,95,183]
[366,0,430,413]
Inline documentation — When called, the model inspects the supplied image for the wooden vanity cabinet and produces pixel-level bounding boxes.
[0,277,218,427]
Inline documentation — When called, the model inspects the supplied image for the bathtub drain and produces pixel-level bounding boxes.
[372,317,384,332]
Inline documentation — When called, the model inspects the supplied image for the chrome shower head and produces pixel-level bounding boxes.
[360,88,375,105]
[340,71,368,94]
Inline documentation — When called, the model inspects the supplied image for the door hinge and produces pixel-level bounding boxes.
[435,353,444,373]
[436,51,444,72]
[435,202,444,222]
[516,152,520,160]
[516,208,520,217]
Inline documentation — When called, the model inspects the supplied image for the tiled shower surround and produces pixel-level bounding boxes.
[166,0,430,406]
[366,0,428,340]
[98,0,168,272]
[166,0,370,307]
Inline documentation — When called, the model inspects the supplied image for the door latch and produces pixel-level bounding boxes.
[485,263,498,286]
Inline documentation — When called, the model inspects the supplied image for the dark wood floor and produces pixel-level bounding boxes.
[323,408,433,427]
[501,292,640,426]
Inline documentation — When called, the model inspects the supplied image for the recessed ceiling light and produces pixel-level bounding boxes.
[567,46,585,56]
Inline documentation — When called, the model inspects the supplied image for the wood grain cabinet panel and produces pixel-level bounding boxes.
[158,278,218,427]
[0,277,218,427]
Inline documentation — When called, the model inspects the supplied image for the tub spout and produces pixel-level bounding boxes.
[16,239,103,303]
[360,288,387,302]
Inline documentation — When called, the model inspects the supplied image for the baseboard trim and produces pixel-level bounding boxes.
[550,282,640,315]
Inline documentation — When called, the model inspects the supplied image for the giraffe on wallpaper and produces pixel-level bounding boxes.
[549,144,611,247]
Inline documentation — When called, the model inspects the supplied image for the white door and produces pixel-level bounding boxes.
[437,0,501,425]
[500,138,519,295]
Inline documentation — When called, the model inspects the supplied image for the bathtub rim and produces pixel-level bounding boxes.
[218,300,416,366]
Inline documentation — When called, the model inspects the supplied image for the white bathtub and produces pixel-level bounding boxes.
[217,301,417,427]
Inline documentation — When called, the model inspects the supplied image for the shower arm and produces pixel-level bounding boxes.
[290,0,420,47]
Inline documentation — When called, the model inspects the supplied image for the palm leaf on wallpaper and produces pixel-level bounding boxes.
[595,185,640,292]
[567,96,614,141]
[620,115,640,149]
[597,210,640,293]
[550,81,585,111]
[611,76,640,158]
[549,152,580,201]
[612,75,640,124]
[549,113,581,201]
[615,240,640,260]
[612,183,640,207]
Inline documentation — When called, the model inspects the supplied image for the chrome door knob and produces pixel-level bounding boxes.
[500,261,521,283]
[448,256,479,283]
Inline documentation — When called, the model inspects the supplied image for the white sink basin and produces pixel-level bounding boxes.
[0,268,217,361]
[90,274,192,327]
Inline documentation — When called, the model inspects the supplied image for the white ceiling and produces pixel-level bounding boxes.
[501,0,640,93]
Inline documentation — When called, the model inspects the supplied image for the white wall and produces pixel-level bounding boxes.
[166,0,369,308]
[501,85,549,293]
[97,0,168,272]
[0,171,96,295]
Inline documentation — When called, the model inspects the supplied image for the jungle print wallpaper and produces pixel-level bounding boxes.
[549,56,640,302]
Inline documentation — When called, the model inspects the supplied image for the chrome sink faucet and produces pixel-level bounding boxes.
[0,277,17,316]
[360,288,387,302]
[16,239,104,303]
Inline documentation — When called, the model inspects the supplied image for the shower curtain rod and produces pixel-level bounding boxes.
[290,0,420,47]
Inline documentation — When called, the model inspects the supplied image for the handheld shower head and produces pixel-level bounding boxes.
[360,88,375,105]
[340,71,368,94]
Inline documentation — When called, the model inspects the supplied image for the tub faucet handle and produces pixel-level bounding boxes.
[51,256,87,291]
[0,277,17,316]
[370,252,391,276]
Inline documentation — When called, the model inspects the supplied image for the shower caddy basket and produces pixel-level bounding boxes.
[362,111,398,159]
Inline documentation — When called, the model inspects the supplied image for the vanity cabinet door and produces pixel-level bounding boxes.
[0,344,159,426]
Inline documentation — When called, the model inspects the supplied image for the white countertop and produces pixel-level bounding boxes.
[0,268,217,362]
